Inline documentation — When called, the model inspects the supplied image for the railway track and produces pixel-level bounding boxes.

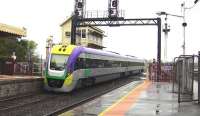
[0,75,144,116]
[48,77,142,116]
[0,92,59,111]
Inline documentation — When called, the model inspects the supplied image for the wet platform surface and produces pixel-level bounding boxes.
[60,80,200,116]
[60,79,143,116]
[0,75,42,81]
[125,82,200,116]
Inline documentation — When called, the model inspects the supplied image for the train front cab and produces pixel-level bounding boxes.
[44,45,78,92]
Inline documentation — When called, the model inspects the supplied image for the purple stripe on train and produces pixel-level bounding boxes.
[66,46,84,73]
[66,46,141,73]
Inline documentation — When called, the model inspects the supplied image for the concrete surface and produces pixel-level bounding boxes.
[0,75,43,99]
[60,81,200,116]
[125,82,200,116]
[59,80,143,116]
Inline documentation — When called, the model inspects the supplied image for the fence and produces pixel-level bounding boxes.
[148,54,200,103]
[148,63,173,82]
[84,10,125,19]
[173,54,200,103]
[14,62,43,76]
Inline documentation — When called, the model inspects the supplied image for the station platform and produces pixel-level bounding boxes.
[0,75,42,80]
[60,79,200,116]
[0,75,43,99]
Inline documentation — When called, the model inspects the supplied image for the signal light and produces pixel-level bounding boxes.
[112,1,117,7]
[77,2,83,8]
[109,9,114,14]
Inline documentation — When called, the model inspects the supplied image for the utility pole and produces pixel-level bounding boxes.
[157,0,199,60]
[46,36,53,61]
[181,0,199,92]
[71,0,86,45]
[163,15,170,62]
[181,0,199,55]
[156,11,182,62]
[181,2,187,55]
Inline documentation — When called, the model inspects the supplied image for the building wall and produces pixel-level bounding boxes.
[0,36,16,40]
[61,18,104,49]
[87,28,103,46]
[61,19,72,45]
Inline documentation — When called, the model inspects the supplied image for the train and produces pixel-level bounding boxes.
[44,44,145,92]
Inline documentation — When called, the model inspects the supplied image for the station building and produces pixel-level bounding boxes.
[0,23,26,74]
[0,23,26,40]
[60,16,105,49]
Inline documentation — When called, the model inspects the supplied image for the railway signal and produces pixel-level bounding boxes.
[74,0,85,18]
[108,0,119,18]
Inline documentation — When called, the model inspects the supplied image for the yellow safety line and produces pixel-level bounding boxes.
[98,80,149,116]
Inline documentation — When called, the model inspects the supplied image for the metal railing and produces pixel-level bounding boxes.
[172,54,200,103]
[148,63,173,82]
[14,62,43,76]
[83,10,125,19]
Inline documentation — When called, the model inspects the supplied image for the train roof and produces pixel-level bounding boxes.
[79,46,144,63]
[51,44,144,63]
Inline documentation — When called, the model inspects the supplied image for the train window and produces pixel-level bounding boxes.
[103,60,109,68]
[84,58,90,68]
[97,60,104,68]
[121,61,126,67]
[112,61,120,67]
[88,59,95,68]
[127,62,144,67]
[74,58,84,70]
[74,52,145,70]
[50,54,68,71]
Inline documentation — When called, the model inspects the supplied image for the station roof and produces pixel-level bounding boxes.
[60,16,72,26]
[0,23,26,37]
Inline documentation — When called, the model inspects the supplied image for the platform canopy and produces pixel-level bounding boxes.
[0,23,26,37]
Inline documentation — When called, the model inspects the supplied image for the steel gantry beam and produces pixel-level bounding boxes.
[71,16,162,81]
[77,18,159,27]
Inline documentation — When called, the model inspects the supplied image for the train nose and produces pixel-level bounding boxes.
[63,74,74,86]
[48,79,64,88]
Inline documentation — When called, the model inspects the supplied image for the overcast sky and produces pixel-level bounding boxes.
[0,0,199,61]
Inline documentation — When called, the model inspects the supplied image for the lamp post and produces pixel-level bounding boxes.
[181,0,199,92]
[157,0,199,92]
[46,36,53,61]
[157,0,199,57]
[181,0,199,55]
[156,12,183,62]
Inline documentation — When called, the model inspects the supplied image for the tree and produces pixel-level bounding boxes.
[0,38,38,62]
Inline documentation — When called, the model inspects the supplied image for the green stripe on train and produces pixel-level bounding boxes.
[84,69,92,77]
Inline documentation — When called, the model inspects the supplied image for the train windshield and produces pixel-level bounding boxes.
[50,54,68,71]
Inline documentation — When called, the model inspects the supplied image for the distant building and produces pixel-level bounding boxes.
[60,16,105,49]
